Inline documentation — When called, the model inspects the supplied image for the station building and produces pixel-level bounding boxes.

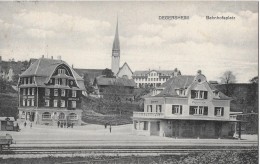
[17,57,86,126]
[133,71,238,138]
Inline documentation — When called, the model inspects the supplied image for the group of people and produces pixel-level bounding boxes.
[57,121,74,128]
[23,121,32,128]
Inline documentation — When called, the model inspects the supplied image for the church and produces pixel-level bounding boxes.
[111,19,133,79]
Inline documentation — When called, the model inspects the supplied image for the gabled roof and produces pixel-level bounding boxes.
[94,76,136,87]
[74,68,103,83]
[117,62,133,75]
[20,58,85,90]
[155,75,195,97]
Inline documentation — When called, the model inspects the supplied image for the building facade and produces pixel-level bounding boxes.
[132,71,237,138]
[18,57,86,126]
[132,69,181,88]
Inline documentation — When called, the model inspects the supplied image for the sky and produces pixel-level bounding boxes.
[0,1,258,83]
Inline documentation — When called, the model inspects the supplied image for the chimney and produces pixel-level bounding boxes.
[197,70,202,75]
[57,56,61,60]
[42,55,44,58]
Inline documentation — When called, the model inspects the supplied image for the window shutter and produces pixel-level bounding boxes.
[214,108,217,116]
[221,107,224,116]
[180,106,182,114]
[204,107,208,115]
[204,92,208,99]
[191,90,196,98]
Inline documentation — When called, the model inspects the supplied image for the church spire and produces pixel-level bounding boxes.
[112,16,120,52]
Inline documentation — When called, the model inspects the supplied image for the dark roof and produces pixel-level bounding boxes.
[20,58,85,90]
[155,75,195,97]
[0,61,24,75]
[95,76,136,87]
[74,69,103,83]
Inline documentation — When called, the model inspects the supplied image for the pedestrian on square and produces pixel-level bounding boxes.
[64,122,66,128]
[57,121,60,128]
[109,124,112,133]
[24,121,27,128]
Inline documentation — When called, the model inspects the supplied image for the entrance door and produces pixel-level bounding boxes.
[30,112,35,122]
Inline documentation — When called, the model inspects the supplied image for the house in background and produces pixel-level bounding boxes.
[133,70,238,138]
[18,57,86,126]
[93,75,136,100]
[132,68,181,88]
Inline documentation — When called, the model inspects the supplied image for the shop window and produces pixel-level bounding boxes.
[68,113,77,120]
[42,112,51,120]
[59,113,65,120]
[215,107,224,116]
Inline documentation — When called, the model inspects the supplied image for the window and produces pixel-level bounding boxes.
[72,101,76,108]
[23,99,26,106]
[60,100,65,107]
[59,113,65,120]
[215,107,224,116]
[58,69,65,74]
[62,79,66,86]
[72,90,77,97]
[45,88,50,96]
[31,99,35,106]
[190,106,208,115]
[42,112,51,120]
[27,99,30,106]
[61,89,66,97]
[147,105,152,112]
[55,79,59,85]
[45,100,50,107]
[68,113,77,120]
[50,78,53,84]
[54,89,58,96]
[23,78,26,84]
[23,88,26,95]
[27,88,30,95]
[172,105,182,114]
[54,100,58,107]
[32,88,35,96]
[156,105,162,113]
[191,90,208,99]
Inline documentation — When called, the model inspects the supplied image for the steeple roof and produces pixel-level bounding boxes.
[112,18,120,51]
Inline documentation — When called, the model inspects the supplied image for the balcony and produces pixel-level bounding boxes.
[133,112,164,119]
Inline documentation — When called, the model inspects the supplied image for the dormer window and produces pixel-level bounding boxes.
[213,91,219,97]
[58,69,65,74]
[215,107,224,116]
[176,89,185,96]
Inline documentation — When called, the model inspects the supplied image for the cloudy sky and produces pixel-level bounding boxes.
[0,1,258,83]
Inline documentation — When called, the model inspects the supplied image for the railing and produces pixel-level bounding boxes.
[230,115,237,120]
[133,112,164,118]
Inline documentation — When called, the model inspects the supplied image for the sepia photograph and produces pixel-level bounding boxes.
[0,1,258,163]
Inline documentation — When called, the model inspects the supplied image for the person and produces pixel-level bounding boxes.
[64,122,66,128]
[57,121,60,128]
[105,123,107,129]
[109,124,112,133]
[24,121,27,127]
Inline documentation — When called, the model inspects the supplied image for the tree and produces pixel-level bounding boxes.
[102,68,114,78]
[83,73,94,94]
[249,76,258,83]
[220,71,236,84]
[220,71,236,96]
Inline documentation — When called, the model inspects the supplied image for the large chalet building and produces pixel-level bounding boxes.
[133,71,238,138]
[18,57,86,126]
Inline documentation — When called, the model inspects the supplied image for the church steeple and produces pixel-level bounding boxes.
[111,17,120,76]
[112,17,120,52]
